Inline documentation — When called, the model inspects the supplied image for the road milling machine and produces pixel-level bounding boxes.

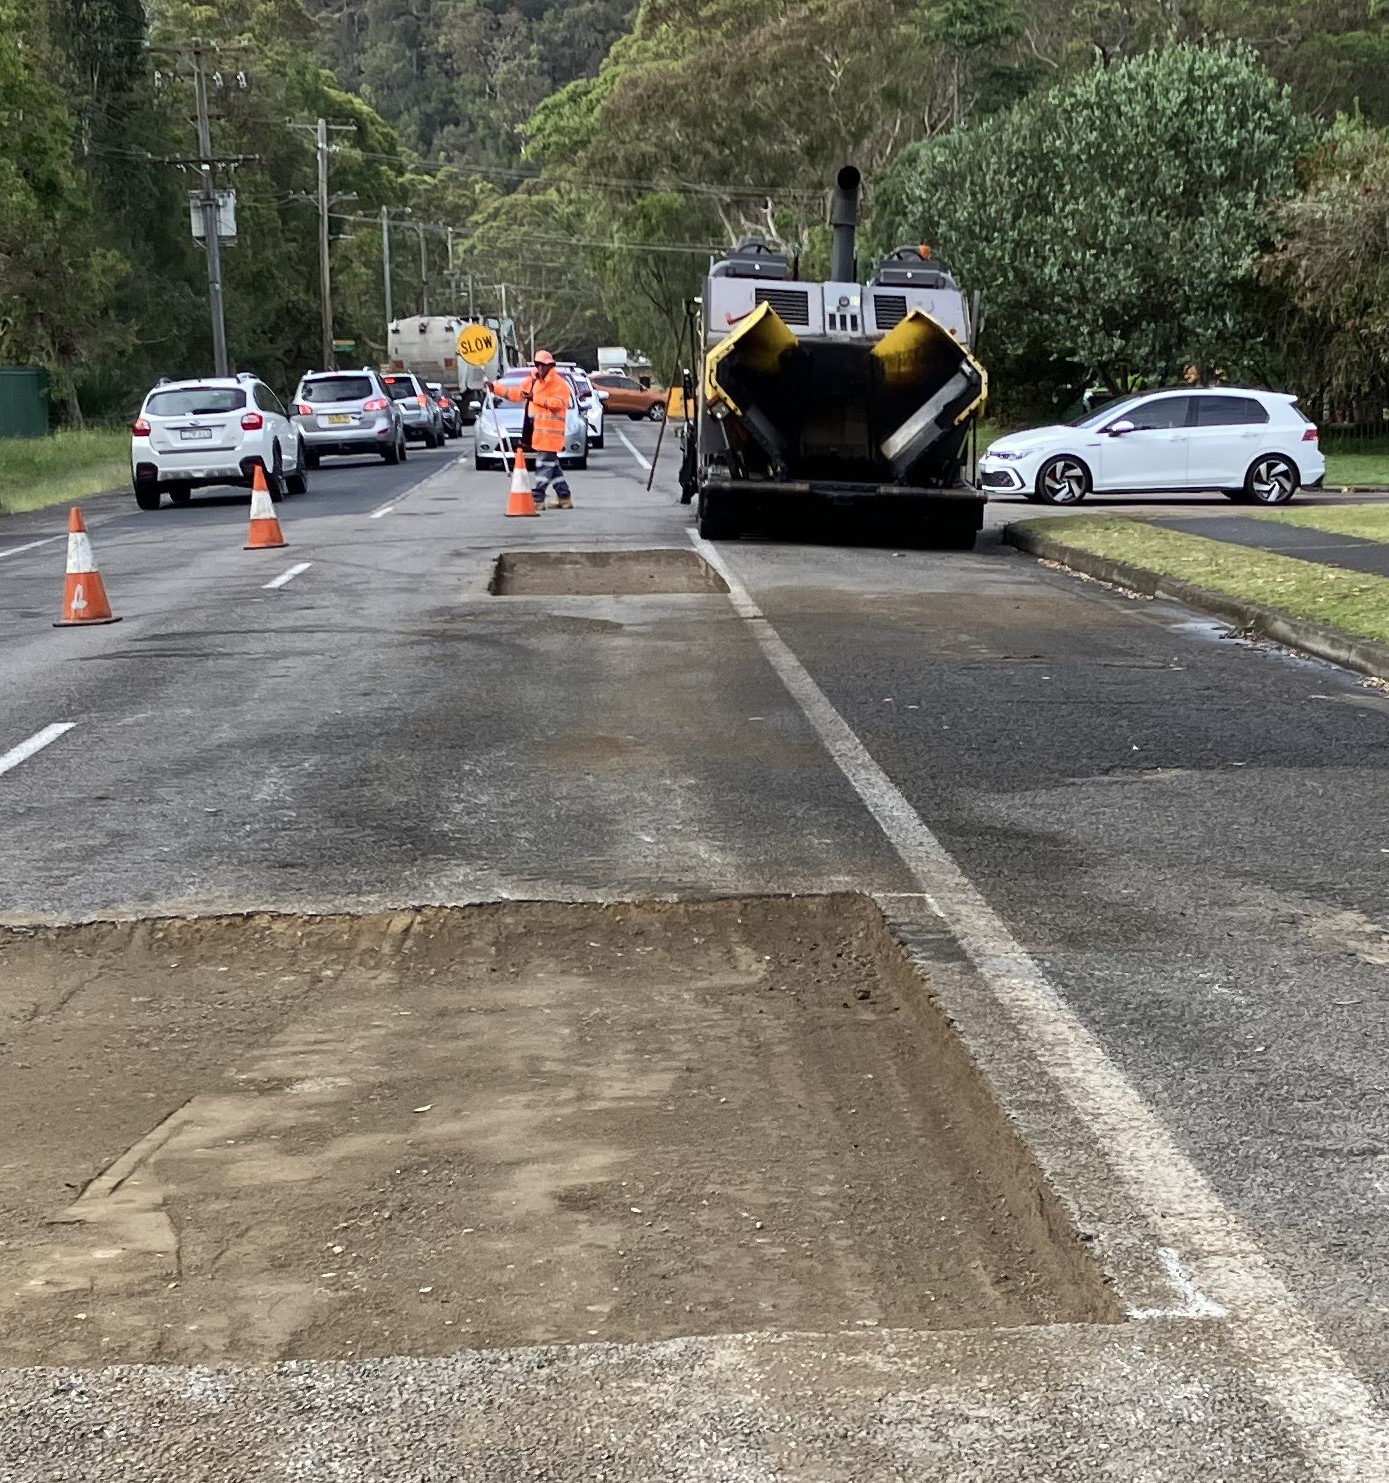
[682,166,988,547]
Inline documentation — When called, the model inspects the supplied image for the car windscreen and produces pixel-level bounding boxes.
[1067,393,1145,428]
[301,376,374,403]
[384,380,420,401]
[145,387,246,417]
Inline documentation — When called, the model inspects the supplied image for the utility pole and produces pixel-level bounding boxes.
[446,227,456,311]
[191,39,229,377]
[467,272,475,320]
[418,223,429,317]
[381,206,394,326]
[316,118,333,370]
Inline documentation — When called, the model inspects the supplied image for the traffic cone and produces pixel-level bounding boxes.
[505,448,539,517]
[54,507,121,627]
[245,464,287,550]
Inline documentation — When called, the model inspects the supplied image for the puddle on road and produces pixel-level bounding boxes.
[0,896,1117,1366]
[489,547,728,597]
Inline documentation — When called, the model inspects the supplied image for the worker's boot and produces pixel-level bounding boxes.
[554,495,574,510]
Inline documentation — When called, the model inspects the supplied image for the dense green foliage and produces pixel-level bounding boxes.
[873,45,1308,406]
[4,0,1389,425]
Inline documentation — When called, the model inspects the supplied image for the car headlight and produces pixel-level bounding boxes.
[986,449,1027,461]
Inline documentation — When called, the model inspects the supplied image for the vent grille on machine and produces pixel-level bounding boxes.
[754,287,812,326]
[873,294,909,330]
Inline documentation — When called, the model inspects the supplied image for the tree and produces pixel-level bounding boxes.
[1260,117,1389,415]
[872,43,1308,408]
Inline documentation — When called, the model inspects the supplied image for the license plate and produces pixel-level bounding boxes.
[180,427,214,441]
[327,414,352,426]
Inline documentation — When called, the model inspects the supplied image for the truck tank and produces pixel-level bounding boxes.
[688,166,988,547]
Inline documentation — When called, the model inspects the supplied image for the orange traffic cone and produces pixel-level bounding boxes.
[505,447,539,517]
[245,464,287,550]
[54,507,121,627]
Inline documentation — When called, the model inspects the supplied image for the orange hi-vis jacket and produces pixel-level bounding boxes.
[497,370,572,454]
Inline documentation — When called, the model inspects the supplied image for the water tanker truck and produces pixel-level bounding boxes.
[683,166,988,548]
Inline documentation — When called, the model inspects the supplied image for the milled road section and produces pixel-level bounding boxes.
[1,427,1388,1478]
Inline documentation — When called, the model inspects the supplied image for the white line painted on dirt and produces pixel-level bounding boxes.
[691,531,1389,1481]
[617,430,652,471]
[1129,1247,1227,1321]
[0,722,76,778]
[369,504,394,519]
[263,561,312,590]
[0,535,65,561]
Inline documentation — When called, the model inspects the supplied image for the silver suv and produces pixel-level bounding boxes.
[382,372,445,447]
[292,369,407,466]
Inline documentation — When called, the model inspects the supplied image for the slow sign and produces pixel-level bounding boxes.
[456,323,500,367]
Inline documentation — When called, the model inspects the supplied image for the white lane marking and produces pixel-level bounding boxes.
[1130,1247,1228,1322]
[690,532,1389,1480]
[0,722,76,778]
[0,535,66,561]
[369,504,394,519]
[262,561,312,590]
[617,430,652,471]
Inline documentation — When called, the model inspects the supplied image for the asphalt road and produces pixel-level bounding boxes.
[2,425,1389,1479]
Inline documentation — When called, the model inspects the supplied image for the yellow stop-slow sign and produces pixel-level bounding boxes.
[456,323,499,367]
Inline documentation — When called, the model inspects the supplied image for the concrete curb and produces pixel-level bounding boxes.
[1004,522,1389,683]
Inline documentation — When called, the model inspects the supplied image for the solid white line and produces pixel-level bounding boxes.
[690,532,1389,1481]
[0,722,76,778]
[369,504,394,519]
[0,535,65,561]
[262,561,312,590]
[617,430,652,471]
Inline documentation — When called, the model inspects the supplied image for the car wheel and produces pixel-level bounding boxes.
[592,432,605,449]
[168,483,193,506]
[134,482,161,511]
[304,448,321,470]
[383,436,402,465]
[1245,454,1298,505]
[573,455,589,471]
[283,442,309,495]
[647,403,666,423]
[262,448,286,502]
[474,455,490,472]
[1036,455,1090,505]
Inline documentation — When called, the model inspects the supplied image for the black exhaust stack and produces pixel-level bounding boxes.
[828,164,862,284]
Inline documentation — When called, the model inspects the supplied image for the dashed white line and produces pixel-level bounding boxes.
[262,561,312,590]
[617,430,652,471]
[0,535,66,561]
[0,722,76,778]
[369,504,395,519]
[691,530,1389,1481]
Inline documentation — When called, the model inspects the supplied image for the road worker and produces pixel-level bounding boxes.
[487,350,576,510]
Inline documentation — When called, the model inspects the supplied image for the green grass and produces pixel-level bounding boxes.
[0,429,129,516]
[1316,437,1389,490]
[1256,504,1389,542]
[1016,514,1389,647]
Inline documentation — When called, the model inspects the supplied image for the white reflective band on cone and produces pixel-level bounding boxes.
[66,531,96,574]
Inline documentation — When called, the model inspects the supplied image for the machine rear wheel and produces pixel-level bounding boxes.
[697,489,738,541]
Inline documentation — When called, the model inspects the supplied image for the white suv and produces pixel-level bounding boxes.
[131,373,308,510]
[979,388,1326,505]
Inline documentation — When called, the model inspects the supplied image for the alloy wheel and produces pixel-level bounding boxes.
[1249,457,1295,504]
[1038,457,1088,504]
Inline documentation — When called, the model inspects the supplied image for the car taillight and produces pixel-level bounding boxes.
[1302,427,1319,442]
[363,396,388,412]
[297,402,313,417]
[241,411,264,431]
[132,416,151,436]
[439,397,451,408]
[417,394,428,407]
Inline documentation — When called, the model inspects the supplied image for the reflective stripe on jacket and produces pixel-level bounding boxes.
[497,371,571,453]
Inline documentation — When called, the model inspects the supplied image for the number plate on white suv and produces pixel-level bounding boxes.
[180,427,214,441]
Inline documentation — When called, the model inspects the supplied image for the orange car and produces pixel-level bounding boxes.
[590,372,666,421]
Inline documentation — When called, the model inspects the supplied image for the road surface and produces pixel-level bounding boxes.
[2,429,1388,1479]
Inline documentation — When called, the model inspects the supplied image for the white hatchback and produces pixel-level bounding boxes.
[131,373,308,510]
[978,388,1325,505]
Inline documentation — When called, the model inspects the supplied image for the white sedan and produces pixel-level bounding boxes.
[978,387,1325,505]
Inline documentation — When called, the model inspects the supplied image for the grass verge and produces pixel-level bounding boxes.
[0,430,129,516]
[1014,514,1389,648]
[1257,504,1389,543]
[1322,439,1389,490]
